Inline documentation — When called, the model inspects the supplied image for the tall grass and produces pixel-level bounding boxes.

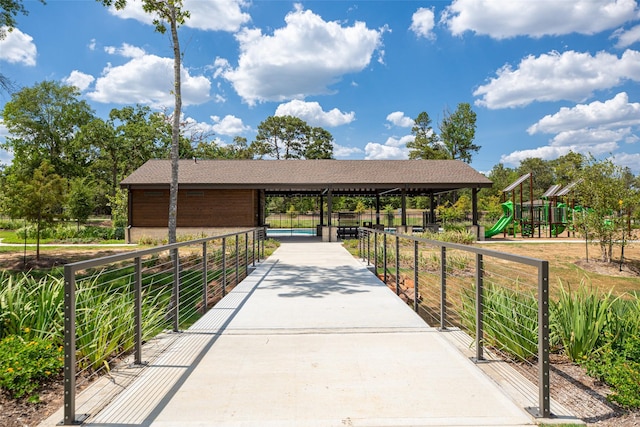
[550,281,617,362]
[461,283,539,361]
[0,271,169,372]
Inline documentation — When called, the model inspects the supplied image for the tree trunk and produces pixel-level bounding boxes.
[167,3,182,244]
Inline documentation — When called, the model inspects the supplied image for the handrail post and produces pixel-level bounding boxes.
[235,236,240,285]
[222,237,227,297]
[383,233,387,283]
[440,246,447,330]
[245,232,249,275]
[539,260,551,417]
[374,232,378,276]
[63,266,78,425]
[413,240,419,312]
[395,235,400,296]
[134,256,143,363]
[252,229,256,266]
[475,253,484,361]
[366,231,371,265]
[172,248,180,332]
[202,242,208,314]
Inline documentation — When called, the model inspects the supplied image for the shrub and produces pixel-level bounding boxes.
[550,281,617,362]
[0,336,64,400]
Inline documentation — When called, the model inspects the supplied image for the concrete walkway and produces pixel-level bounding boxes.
[43,237,558,427]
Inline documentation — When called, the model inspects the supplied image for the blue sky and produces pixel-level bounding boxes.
[1,0,640,174]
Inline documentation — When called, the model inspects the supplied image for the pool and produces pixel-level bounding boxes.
[266,228,317,237]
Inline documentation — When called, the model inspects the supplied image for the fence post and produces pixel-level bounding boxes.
[475,253,484,361]
[413,240,419,312]
[383,233,387,283]
[63,266,79,425]
[222,237,227,297]
[538,260,551,417]
[440,246,447,330]
[252,229,256,266]
[366,231,371,266]
[202,242,208,314]
[235,236,240,285]
[374,232,378,276]
[134,256,143,363]
[172,248,180,332]
[395,235,400,296]
[245,232,249,276]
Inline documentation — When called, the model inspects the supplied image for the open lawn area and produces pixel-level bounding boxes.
[478,239,640,296]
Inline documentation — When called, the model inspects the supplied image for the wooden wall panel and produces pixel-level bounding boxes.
[131,189,258,227]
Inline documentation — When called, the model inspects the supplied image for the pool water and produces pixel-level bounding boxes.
[266,228,316,237]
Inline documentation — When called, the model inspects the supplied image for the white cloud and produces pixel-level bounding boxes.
[410,7,436,40]
[528,93,640,134]
[210,114,250,136]
[610,152,640,173]
[0,27,36,66]
[612,24,640,48]
[550,128,629,148]
[104,43,146,58]
[108,0,250,32]
[218,6,385,105]
[275,100,355,127]
[442,0,638,39]
[364,135,412,160]
[333,143,363,159]
[386,111,414,128]
[63,71,96,91]
[183,0,251,32]
[474,50,640,109]
[87,50,211,107]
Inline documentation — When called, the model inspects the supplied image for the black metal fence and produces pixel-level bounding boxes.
[61,228,266,425]
[358,227,550,418]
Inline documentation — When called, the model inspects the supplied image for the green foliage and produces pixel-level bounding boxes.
[575,157,638,263]
[0,336,63,400]
[439,102,479,163]
[0,272,64,341]
[15,224,124,242]
[66,177,96,226]
[461,284,539,361]
[550,282,617,362]
[419,229,475,244]
[407,111,447,160]
[107,187,128,228]
[582,327,640,408]
[251,115,333,159]
[1,80,94,179]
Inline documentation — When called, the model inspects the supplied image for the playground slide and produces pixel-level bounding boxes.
[485,201,514,238]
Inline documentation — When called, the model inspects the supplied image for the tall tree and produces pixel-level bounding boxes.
[439,103,479,163]
[3,161,66,260]
[406,112,447,160]
[1,81,94,179]
[575,157,637,263]
[99,0,189,244]
[252,116,331,159]
[304,127,334,159]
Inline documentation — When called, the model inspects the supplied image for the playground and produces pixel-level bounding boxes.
[485,173,594,240]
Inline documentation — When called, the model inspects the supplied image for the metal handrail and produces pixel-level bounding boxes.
[358,227,550,418]
[62,227,266,425]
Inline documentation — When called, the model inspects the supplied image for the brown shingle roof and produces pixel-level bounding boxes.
[120,159,492,195]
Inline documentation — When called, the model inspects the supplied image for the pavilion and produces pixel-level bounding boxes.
[120,159,493,242]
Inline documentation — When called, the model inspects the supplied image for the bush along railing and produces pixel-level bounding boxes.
[62,228,266,425]
[358,227,550,418]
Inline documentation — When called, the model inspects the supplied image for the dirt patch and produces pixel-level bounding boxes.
[0,380,64,427]
[575,258,640,278]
